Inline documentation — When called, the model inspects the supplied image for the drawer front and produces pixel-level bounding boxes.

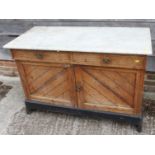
[72,53,146,69]
[12,50,71,63]
[12,50,146,69]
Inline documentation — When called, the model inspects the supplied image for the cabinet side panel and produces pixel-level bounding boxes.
[133,56,146,114]
[134,70,145,114]
[15,60,30,99]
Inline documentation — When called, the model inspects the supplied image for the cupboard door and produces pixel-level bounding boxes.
[75,66,144,115]
[16,61,77,108]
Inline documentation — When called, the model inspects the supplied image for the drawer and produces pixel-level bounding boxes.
[72,53,146,69]
[12,50,71,63]
[12,50,146,69]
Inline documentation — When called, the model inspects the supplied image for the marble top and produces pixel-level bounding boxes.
[3,26,152,55]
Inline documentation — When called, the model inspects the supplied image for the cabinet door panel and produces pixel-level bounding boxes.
[16,61,77,108]
[75,66,144,115]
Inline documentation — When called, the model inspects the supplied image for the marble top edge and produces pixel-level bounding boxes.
[6,47,152,56]
[3,26,152,55]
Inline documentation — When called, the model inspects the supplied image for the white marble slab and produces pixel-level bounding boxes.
[3,26,152,55]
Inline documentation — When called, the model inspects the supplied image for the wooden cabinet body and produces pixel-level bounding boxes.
[12,50,146,116]
[4,26,152,132]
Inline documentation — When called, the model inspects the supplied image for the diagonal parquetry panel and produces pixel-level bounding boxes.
[81,67,136,109]
[22,63,74,107]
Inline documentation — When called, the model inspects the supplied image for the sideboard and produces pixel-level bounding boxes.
[4,27,152,132]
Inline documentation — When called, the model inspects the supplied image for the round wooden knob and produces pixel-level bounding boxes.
[102,57,111,64]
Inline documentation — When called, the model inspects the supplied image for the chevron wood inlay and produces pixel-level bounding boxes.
[21,62,77,107]
[13,50,146,116]
[75,66,138,114]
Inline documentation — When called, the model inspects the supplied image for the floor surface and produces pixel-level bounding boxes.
[0,75,155,135]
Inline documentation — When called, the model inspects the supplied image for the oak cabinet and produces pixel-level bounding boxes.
[13,50,145,117]
[4,26,152,132]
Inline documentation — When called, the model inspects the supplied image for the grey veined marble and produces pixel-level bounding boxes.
[3,26,152,55]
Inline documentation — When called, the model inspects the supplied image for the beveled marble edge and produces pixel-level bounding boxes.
[5,47,152,56]
[3,26,153,55]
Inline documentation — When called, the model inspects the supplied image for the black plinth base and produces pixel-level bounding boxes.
[25,100,142,132]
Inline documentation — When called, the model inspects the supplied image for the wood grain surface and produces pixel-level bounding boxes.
[16,61,76,107]
[75,66,144,115]
[12,50,146,69]
[12,49,146,115]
